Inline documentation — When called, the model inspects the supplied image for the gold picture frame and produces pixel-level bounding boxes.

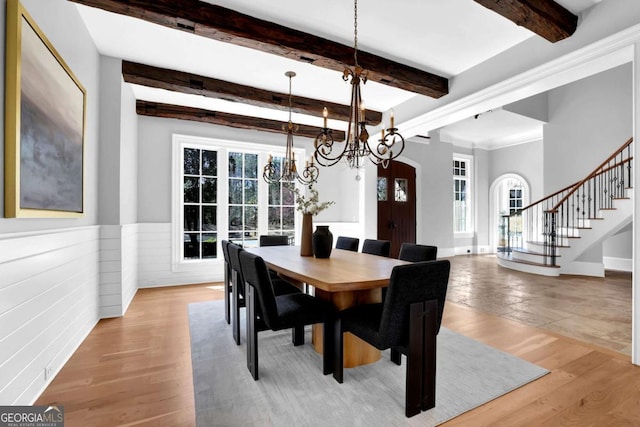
[4,0,86,218]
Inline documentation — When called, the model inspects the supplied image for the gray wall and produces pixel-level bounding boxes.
[474,148,490,249]
[489,140,544,203]
[504,93,548,122]
[404,134,455,251]
[0,0,101,233]
[98,56,121,225]
[604,224,633,258]
[119,80,138,225]
[543,63,632,193]
[98,56,138,225]
[137,116,293,223]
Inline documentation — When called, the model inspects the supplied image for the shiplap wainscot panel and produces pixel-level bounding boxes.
[99,224,138,317]
[0,227,100,404]
[138,223,222,288]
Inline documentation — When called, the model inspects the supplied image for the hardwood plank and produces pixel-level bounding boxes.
[70,0,449,98]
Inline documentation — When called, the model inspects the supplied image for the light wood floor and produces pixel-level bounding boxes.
[36,256,638,426]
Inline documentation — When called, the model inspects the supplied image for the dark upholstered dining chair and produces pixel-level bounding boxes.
[362,239,391,257]
[227,242,300,345]
[239,250,335,380]
[259,234,290,247]
[398,243,437,262]
[333,260,451,418]
[335,236,360,252]
[221,240,232,325]
[259,234,290,281]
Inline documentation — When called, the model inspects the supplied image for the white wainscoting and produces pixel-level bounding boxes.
[99,224,139,318]
[0,226,100,405]
[138,223,222,288]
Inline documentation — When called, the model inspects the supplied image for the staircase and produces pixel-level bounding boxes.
[497,138,633,277]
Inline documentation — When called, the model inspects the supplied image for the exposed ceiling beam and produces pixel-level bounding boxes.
[70,0,449,98]
[123,61,382,125]
[136,100,346,141]
[473,0,577,43]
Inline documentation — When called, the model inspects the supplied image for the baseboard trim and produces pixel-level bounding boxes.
[603,256,633,272]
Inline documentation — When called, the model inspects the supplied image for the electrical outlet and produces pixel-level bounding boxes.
[44,364,53,381]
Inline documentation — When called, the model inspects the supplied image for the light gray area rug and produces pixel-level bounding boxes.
[189,300,548,426]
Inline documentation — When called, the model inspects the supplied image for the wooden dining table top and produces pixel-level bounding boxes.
[246,245,410,292]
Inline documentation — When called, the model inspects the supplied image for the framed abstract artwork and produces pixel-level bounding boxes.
[4,0,86,218]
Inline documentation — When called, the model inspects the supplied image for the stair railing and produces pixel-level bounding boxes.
[503,137,633,266]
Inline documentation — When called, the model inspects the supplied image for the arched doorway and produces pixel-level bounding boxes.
[489,174,530,253]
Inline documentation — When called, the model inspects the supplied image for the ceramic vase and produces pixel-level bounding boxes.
[300,214,313,256]
[312,225,333,258]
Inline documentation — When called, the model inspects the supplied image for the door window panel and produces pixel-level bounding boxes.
[395,178,408,202]
[377,177,388,201]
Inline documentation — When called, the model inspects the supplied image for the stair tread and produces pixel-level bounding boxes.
[512,248,562,257]
[541,233,580,238]
[497,252,560,268]
[527,241,570,248]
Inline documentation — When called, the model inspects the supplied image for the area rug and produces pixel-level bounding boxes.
[189,300,548,426]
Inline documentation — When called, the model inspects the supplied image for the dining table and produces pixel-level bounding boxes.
[246,245,410,367]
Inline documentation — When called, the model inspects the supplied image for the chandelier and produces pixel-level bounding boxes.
[263,71,319,186]
[313,0,405,170]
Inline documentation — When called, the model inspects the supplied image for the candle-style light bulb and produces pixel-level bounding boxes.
[390,109,395,129]
[323,107,328,128]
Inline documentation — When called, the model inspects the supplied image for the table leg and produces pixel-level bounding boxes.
[312,288,382,368]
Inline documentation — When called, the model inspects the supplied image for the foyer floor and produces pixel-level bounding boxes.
[447,254,632,356]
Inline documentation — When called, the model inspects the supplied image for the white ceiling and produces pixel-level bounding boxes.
[439,108,544,149]
[75,0,602,146]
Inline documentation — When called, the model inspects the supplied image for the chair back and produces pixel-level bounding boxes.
[398,243,437,262]
[239,251,279,330]
[380,260,450,348]
[362,239,390,257]
[227,242,246,297]
[259,235,290,246]
[335,236,359,252]
[221,240,231,263]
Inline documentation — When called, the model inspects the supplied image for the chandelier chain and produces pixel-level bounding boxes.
[353,0,358,66]
[288,73,293,122]
[312,0,405,170]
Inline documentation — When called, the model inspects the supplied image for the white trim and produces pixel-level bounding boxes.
[482,135,543,151]
[401,28,638,138]
[488,174,531,254]
[604,256,633,272]
[633,39,640,366]
[0,225,99,241]
[171,134,307,271]
[560,261,605,277]
[441,129,543,151]
[453,153,474,235]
